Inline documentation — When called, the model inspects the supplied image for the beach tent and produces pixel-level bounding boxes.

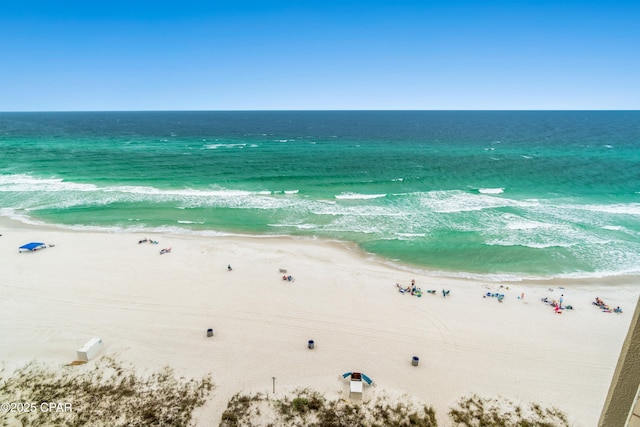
[18,242,47,253]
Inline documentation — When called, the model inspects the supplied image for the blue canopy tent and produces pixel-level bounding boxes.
[19,242,47,253]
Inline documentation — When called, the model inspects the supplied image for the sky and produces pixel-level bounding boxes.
[1,0,639,111]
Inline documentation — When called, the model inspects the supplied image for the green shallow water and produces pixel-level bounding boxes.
[1,111,639,279]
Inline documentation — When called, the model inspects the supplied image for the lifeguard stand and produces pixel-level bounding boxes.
[349,372,363,399]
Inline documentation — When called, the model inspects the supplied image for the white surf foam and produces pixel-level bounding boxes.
[478,188,504,194]
[204,143,246,149]
[0,174,97,192]
[418,190,534,213]
[572,203,640,215]
[335,192,387,200]
[268,223,317,230]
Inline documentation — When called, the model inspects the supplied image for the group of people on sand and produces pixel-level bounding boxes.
[485,291,505,302]
[278,269,294,281]
[540,295,572,313]
[138,237,159,245]
[593,297,623,313]
[396,279,422,296]
[137,236,167,253]
[395,279,443,298]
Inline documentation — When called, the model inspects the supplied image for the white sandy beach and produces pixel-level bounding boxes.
[0,217,638,426]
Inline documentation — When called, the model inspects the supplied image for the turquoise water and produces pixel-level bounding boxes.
[1,111,639,280]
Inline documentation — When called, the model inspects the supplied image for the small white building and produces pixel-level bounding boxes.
[76,337,103,361]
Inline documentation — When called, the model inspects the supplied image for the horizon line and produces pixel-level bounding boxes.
[1,109,639,113]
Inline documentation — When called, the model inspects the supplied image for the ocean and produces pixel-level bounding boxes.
[1,111,639,281]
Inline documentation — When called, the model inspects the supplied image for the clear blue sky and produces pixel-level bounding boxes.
[1,0,638,111]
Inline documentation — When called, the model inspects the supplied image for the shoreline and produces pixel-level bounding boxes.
[1,214,637,285]
[1,216,638,425]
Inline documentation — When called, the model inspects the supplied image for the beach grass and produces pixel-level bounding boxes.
[220,388,437,426]
[217,388,571,426]
[448,394,569,426]
[0,356,213,427]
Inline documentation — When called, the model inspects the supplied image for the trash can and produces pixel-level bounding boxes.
[412,356,419,366]
[207,328,214,337]
[308,340,314,349]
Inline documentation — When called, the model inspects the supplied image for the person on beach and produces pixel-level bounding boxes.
[228,264,232,271]
[396,283,410,293]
